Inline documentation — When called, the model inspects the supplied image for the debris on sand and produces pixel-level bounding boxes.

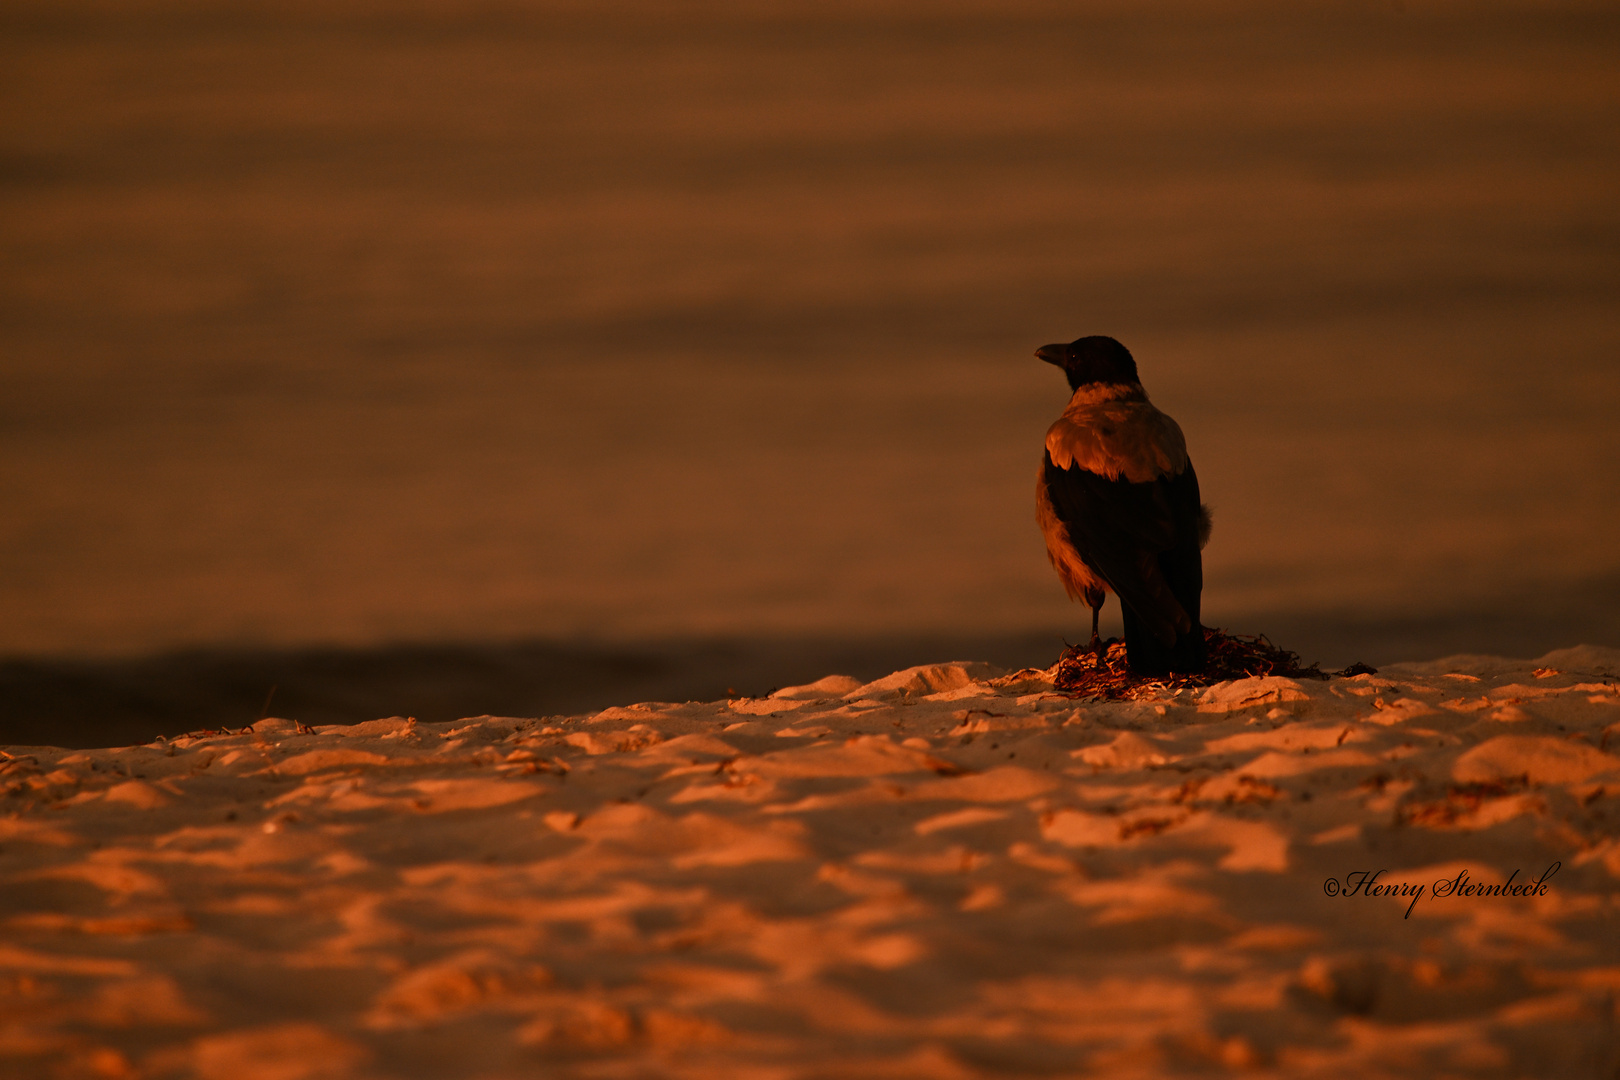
[1052,627,1375,700]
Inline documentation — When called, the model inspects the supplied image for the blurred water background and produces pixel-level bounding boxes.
[4,0,1618,745]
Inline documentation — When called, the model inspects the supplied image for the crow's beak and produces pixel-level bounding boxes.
[1036,343,1068,366]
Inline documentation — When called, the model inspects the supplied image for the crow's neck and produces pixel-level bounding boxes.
[1065,380,1146,403]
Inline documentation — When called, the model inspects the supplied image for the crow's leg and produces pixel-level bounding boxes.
[1089,603,1102,657]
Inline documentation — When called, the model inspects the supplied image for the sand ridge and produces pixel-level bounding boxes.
[2,648,1619,1078]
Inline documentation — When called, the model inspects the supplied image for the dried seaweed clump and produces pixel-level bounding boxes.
[1051,627,1375,700]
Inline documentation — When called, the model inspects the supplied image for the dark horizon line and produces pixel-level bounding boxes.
[3,605,1615,751]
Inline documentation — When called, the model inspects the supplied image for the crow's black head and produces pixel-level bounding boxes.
[1036,335,1140,391]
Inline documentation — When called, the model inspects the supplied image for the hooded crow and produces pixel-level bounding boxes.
[1035,335,1212,675]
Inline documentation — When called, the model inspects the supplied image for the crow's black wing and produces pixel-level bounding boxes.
[1042,454,1205,659]
[1152,463,1206,673]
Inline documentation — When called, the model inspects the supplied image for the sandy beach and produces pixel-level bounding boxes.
[4,4,1619,1074]
[4,645,1617,1078]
